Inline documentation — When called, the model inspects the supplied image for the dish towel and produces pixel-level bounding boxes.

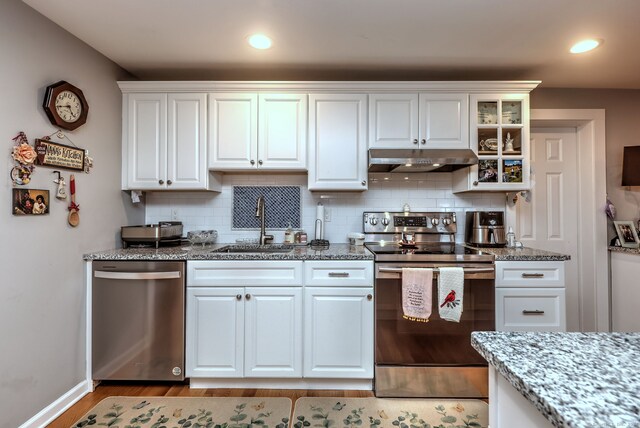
[402,268,433,322]
[438,267,464,322]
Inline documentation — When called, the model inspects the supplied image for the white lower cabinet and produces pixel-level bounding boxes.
[303,287,374,378]
[185,260,374,385]
[495,261,566,332]
[186,261,303,379]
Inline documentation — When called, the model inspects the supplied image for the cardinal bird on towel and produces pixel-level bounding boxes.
[440,290,460,308]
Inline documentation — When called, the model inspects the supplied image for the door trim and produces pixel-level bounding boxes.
[508,109,607,332]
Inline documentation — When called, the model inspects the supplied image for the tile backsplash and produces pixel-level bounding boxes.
[232,186,301,229]
[145,173,506,244]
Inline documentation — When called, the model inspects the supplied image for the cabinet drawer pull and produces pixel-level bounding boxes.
[328,272,350,278]
[236,294,242,300]
[522,273,545,278]
[522,310,545,315]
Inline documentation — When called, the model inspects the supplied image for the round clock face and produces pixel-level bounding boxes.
[55,90,82,123]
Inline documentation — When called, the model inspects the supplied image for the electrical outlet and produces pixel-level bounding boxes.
[171,209,179,220]
[324,207,331,222]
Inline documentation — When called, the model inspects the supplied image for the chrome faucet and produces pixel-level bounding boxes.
[255,196,274,245]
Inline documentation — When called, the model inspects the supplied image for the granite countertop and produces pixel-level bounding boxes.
[609,246,640,255]
[467,245,570,261]
[472,331,640,428]
[83,243,374,261]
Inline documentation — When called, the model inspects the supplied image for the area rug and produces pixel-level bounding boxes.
[72,396,292,428]
[292,397,488,428]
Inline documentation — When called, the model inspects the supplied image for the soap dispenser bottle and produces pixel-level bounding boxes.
[284,222,294,244]
[506,226,516,248]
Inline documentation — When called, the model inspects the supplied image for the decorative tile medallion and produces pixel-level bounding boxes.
[233,186,301,229]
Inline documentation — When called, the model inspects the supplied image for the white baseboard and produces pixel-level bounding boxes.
[189,377,373,390]
[19,380,90,428]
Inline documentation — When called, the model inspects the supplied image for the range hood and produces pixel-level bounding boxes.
[368,148,478,173]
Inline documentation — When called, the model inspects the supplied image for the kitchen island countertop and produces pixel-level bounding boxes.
[472,331,640,428]
[83,243,374,261]
[466,245,570,261]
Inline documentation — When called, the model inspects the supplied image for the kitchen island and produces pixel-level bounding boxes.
[472,331,640,428]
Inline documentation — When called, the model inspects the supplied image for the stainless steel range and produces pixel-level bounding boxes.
[363,211,495,398]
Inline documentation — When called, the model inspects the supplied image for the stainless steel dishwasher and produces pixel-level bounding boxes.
[92,260,185,381]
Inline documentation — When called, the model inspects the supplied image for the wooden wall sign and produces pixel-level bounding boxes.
[34,139,85,171]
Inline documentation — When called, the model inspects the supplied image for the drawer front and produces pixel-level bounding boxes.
[304,261,373,286]
[496,288,566,332]
[496,261,564,287]
[187,260,303,286]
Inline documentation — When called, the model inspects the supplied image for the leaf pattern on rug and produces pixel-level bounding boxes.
[295,399,487,428]
[73,399,290,428]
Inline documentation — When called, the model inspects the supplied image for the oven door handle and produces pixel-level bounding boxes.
[378,267,494,274]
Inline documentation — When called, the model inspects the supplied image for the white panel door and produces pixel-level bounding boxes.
[368,93,419,149]
[419,93,468,149]
[258,94,307,170]
[244,287,302,377]
[303,287,374,378]
[308,94,368,191]
[167,93,207,189]
[127,93,167,189]
[209,93,257,170]
[186,287,244,377]
[515,128,578,330]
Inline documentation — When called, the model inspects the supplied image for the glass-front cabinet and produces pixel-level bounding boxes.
[453,93,530,192]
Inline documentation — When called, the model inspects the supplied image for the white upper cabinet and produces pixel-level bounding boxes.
[369,93,468,149]
[308,94,368,191]
[453,93,530,192]
[209,93,307,171]
[123,92,217,191]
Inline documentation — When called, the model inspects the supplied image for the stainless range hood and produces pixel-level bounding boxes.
[368,149,478,173]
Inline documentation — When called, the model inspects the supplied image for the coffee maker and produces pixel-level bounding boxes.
[465,211,506,247]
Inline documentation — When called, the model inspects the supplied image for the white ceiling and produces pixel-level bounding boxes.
[23,0,640,88]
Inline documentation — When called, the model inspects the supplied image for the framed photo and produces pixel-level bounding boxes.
[613,221,640,248]
[12,189,50,216]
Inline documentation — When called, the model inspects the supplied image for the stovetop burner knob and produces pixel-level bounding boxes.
[370,217,378,225]
[431,218,440,226]
[381,218,389,226]
[443,217,451,226]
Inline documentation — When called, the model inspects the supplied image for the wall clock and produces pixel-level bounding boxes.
[43,80,89,131]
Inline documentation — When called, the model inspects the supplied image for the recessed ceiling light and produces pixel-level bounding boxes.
[570,39,602,54]
[248,34,272,50]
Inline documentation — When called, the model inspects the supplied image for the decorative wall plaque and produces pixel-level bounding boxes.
[34,139,85,171]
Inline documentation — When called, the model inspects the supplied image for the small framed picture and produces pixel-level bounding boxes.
[12,189,50,216]
[613,221,640,248]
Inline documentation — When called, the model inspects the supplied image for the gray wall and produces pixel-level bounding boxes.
[0,1,142,426]
[531,88,640,228]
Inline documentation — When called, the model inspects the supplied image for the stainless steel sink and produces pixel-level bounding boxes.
[211,244,294,253]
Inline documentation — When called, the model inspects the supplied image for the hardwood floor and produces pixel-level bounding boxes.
[48,383,374,427]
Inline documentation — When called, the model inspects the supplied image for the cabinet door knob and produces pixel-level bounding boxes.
[167,179,172,185]
[245,293,251,300]
[361,180,367,186]
[413,139,418,145]
[367,294,373,301]
[236,294,242,300]
[250,160,255,165]
[420,139,426,145]
[158,179,164,185]
[258,159,263,165]
[473,181,479,186]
